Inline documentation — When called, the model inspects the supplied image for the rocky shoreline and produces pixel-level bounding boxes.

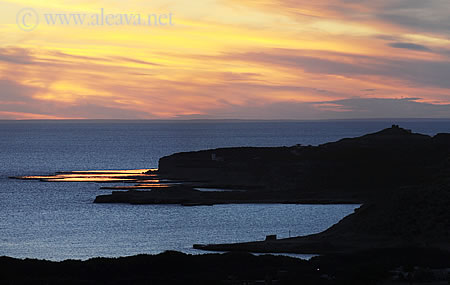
[96,125,447,205]
[93,186,360,205]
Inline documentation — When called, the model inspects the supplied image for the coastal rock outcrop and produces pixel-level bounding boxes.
[96,126,450,207]
[159,125,450,202]
[194,151,450,253]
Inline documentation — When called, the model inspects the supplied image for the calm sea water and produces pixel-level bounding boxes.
[1,120,449,260]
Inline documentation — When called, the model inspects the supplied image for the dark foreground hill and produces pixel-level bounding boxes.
[2,249,450,285]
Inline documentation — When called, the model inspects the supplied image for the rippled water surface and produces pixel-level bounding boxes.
[1,120,449,260]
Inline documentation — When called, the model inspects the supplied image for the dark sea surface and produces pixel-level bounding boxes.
[1,120,449,260]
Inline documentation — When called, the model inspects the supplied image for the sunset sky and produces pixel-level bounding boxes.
[1,0,450,119]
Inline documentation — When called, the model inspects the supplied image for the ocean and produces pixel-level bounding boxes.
[1,119,449,260]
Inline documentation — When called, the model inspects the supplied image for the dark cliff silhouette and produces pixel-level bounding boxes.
[158,125,450,202]
[96,125,450,205]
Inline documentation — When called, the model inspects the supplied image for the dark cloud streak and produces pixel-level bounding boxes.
[388,42,431,52]
[222,49,450,89]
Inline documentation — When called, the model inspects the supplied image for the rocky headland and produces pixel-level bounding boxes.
[194,177,450,254]
[95,125,450,207]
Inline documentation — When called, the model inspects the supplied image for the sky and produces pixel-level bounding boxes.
[1,0,450,119]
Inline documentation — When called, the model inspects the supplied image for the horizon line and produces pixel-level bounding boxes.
[1,118,450,123]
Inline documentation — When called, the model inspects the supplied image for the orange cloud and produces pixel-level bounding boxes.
[0,0,449,119]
